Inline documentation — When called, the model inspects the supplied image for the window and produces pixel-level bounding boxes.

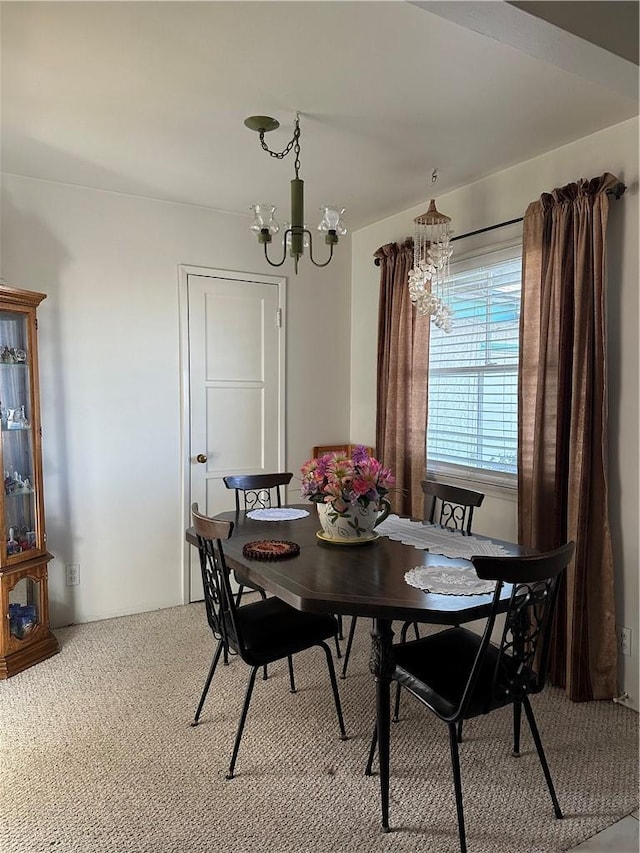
[427,245,522,485]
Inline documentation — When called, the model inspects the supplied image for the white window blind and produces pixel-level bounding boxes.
[427,246,522,479]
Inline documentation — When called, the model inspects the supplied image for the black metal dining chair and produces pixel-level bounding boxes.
[365,541,575,851]
[190,503,347,779]
[341,480,485,680]
[222,472,293,605]
[224,472,343,659]
[223,472,293,513]
[391,480,486,720]
[421,480,485,533]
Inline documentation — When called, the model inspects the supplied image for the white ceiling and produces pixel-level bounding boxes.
[1,1,637,232]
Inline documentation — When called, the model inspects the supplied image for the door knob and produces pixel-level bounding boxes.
[196,454,208,464]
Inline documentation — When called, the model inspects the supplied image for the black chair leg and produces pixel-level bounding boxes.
[523,696,563,818]
[340,616,358,678]
[236,584,268,680]
[448,723,467,853]
[512,700,522,756]
[337,613,344,639]
[191,639,223,727]
[287,655,296,693]
[392,621,413,722]
[235,583,267,604]
[456,720,464,743]
[392,682,402,723]
[334,632,342,660]
[319,641,348,740]
[227,666,258,780]
[364,725,377,776]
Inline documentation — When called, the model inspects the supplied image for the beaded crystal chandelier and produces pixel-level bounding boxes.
[408,174,453,331]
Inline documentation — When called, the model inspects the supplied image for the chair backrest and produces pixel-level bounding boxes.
[191,503,243,655]
[456,541,576,720]
[421,480,485,534]
[223,472,293,513]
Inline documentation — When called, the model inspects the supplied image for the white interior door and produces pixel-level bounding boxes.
[183,268,285,601]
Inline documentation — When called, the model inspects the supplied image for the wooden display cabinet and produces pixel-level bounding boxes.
[0,285,58,678]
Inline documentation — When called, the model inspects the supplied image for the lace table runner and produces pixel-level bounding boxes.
[405,565,496,596]
[375,515,509,559]
[247,508,309,522]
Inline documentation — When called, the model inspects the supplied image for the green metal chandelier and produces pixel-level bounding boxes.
[245,114,346,274]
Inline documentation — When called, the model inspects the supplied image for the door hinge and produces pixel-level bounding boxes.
[275,308,282,328]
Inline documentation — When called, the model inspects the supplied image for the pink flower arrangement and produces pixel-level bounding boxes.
[300,445,395,512]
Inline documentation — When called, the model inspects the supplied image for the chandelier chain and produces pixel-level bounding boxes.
[259,118,301,178]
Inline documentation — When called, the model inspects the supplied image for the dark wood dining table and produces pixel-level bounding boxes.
[185,504,528,831]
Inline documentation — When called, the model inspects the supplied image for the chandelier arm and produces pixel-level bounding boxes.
[307,231,335,268]
[262,234,289,268]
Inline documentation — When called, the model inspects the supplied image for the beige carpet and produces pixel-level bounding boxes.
[0,602,637,853]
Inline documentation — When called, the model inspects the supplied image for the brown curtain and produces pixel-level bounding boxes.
[374,239,429,517]
[518,172,625,701]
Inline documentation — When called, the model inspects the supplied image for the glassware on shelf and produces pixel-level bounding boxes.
[4,470,33,495]
[9,602,38,639]
[6,406,29,430]
[7,527,20,555]
[0,346,27,364]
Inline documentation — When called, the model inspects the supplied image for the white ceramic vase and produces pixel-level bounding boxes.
[316,498,391,541]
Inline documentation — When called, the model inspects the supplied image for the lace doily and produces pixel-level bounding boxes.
[404,565,496,596]
[246,508,309,521]
[376,515,509,559]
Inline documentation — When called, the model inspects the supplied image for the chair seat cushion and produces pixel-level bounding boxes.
[393,627,521,720]
[230,597,338,665]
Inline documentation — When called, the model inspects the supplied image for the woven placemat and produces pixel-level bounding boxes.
[242,540,300,560]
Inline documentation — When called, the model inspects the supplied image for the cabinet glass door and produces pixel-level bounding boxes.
[0,310,38,560]
[8,576,41,640]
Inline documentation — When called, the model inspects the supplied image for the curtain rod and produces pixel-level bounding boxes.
[451,217,523,243]
[451,185,626,244]
[373,185,626,264]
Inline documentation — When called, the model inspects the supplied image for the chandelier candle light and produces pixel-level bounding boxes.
[245,114,346,274]
[408,174,454,331]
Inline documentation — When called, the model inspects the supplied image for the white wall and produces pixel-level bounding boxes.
[350,117,639,708]
[0,176,352,626]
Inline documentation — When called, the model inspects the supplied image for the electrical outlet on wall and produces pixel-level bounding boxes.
[617,625,631,657]
[65,564,80,586]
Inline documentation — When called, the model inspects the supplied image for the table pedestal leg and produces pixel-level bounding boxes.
[369,617,395,832]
